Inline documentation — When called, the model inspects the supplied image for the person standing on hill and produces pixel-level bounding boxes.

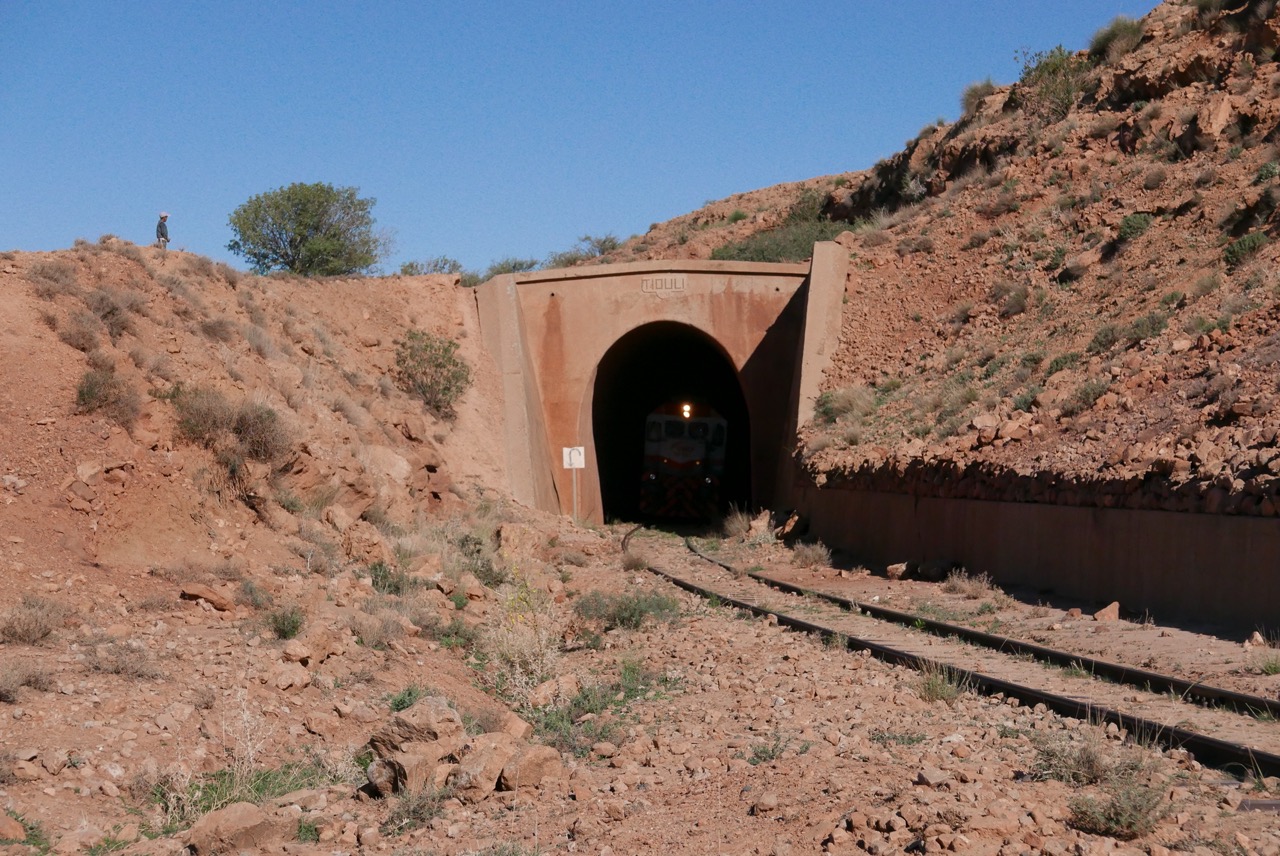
[156,212,169,252]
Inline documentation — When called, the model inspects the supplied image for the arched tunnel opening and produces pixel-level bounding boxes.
[592,322,751,523]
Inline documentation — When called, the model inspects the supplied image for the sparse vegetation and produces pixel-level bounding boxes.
[394,329,472,418]
[1045,352,1081,376]
[710,188,847,262]
[380,786,453,836]
[0,665,53,703]
[82,637,162,678]
[523,658,673,756]
[479,586,562,703]
[546,234,622,268]
[941,569,1007,601]
[1069,781,1168,840]
[400,255,464,276]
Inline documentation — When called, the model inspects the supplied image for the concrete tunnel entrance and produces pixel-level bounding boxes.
[473,248,847,523]
[592,321,751,522]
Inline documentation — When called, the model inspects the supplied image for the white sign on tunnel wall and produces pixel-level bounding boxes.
[563,447,585,469]
[640,274,687,299]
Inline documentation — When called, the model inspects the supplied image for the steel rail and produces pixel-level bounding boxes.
[681,538,1280,721]
[619,527,1280,778]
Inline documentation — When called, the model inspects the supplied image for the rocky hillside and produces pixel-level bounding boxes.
[611,0,1280,517]
[5,2,1280,853]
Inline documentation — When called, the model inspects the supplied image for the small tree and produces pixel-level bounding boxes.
[226,182,389,276]
[395,330,471,418]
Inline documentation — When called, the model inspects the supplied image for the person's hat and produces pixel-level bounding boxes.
[160,212,169,218]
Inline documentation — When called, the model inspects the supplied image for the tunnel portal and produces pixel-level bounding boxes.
[592,322,750,522]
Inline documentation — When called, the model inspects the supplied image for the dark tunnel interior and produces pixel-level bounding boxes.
[592,322,751,522]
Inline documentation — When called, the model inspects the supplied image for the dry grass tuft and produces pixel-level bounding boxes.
[790,540,831,568]
[0,596,68,645]
[0,664,54,703]
[941,568,1011,604]
[29,260,81,298]
[916,661,971,704]
[350,610,406,650]
[85,287,145,341]
[199,317,238,342]
[76,369,141,427]
[82,636,163,679]
[478,583,562,704]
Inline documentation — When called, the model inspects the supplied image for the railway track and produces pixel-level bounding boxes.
[622,526,1280,780]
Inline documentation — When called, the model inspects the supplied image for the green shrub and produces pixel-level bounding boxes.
[917,662,970,704]
[151,756,342,832]
[1013,385,1043,412]
[727,209,748,223]
[1045,352,1081,376]
[522,658,671,756]
[573,590,679,630]
[961,78,996,115]
[394,330,471,418]
[1069,781,1168,840]
[1016,45,1091,123]
[1125,311,1167,345]
[269,606,305,640]
[1224,232,1268,267]
[386,684,426,712]
[1256,162,1279,183]
[1089,16,1144,63]
[1087,325,1119,354]
[1061,378,1110,416]
[1117,213,1153,241]
[367,560,412,595]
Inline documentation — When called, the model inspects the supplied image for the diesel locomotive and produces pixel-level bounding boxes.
[638,400,727,519]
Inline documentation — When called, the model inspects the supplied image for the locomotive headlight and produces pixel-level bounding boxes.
[681,403,692,419]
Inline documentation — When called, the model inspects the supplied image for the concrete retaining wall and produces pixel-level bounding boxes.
[795,483,1280,630]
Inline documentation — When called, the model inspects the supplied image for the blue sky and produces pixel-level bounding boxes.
[2,1,1161,273]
